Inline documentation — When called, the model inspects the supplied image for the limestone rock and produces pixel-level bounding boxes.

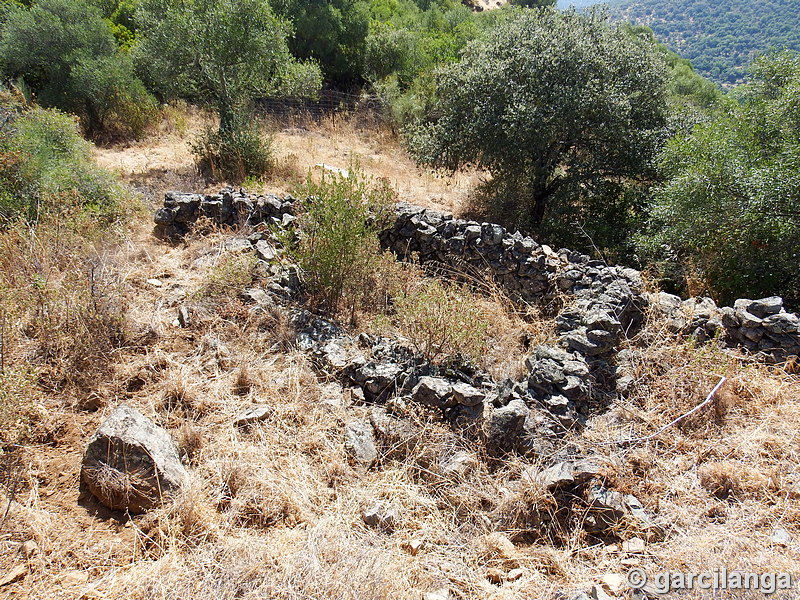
[362,502,399,530]
[411,376,452,408]
[82,405,188,513]
[234,405,272,428]
[345,420,377,469]
[527,458,603,490]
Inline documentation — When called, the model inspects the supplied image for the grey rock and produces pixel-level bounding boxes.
[369,407,419,457]
[562,331,607,356]
[82,405,188,513]
[254,240,276,261]
[362,502,398,530]
[354,362,404,400]
[344,421,377,470]
[153,207,175,225]
[439,450,479,478]
[451,382,485,407]
[240,287,274,307]
[586,485,661,540]
[739,310,764,328]
[528,458,603,490]
[176,306,191,328]
[411,376,452,408]
[772,527,791,547]
[748,296,784,318]
[317,340,353,370]
[224,237,252,253]
[234,405,272,427]
[484,399,529,454]
[763,313,799,334]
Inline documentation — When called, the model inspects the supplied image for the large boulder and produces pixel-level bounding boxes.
[81,405,188,513]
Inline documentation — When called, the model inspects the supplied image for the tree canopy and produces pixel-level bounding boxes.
[136,0,322,133]
[408,8,669,234]
[642,51,800,306]
[0,0,155,139]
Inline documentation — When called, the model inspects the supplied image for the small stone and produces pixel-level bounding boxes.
[320,382,345,409]
[19,540,38,559]
[234,405,271,428]
[439,451,479,478]
[146,278,163,288]
[528,458,603,490]
[344,421,377,470]
[411,377,452,408]
[176,306,191,328]
[240,287,273,307]
[362,502,398,530]
[224,237,252,253]
[772,527,791,547]
[402,538,424,555]
[451,382,485,407]
[506,568,524,581]
[254,240,276,261]
[621,537,646,553]
[485,532,516,559]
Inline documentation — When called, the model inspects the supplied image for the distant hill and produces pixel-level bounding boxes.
[556,0,601,7]
[608,0,800,84]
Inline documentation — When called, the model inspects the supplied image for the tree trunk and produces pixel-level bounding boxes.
[530,186,550,227]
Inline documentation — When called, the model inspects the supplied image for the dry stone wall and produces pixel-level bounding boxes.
[154,188,800,366]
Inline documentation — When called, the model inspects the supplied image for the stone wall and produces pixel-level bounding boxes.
[153,189,800,362]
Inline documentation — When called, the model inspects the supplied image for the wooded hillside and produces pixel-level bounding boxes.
[611,0,800,84]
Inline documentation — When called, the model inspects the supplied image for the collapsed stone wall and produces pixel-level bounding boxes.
[381,202,800,361]
[154,188,800,370]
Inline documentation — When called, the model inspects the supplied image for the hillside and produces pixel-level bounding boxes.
[2,110,800,599]
[609,0,800,84]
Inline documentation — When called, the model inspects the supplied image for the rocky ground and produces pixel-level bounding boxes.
[2,117,800,600]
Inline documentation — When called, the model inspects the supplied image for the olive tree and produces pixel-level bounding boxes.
[0,0,156,139]
[408,8,669,233]
[136,0,321,134]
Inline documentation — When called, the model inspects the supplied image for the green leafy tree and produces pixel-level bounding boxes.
[136,0,322,134]
[0,0,156,139]
[270,0,370,87]
[408,8,669,234]
[642,51,800,306]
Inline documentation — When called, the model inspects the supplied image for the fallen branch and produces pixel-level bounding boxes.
[599,376,727,446]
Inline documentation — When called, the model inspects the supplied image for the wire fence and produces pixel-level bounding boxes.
[255,89,389,127]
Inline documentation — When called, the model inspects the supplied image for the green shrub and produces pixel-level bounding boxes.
[641,51,800,306]
[0,106,125,223]
[0,0,158,140]
[289,171,396,316]
[190,123,274,184]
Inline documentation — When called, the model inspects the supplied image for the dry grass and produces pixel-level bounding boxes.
[3,108,800,600]
[93,104,481,214]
